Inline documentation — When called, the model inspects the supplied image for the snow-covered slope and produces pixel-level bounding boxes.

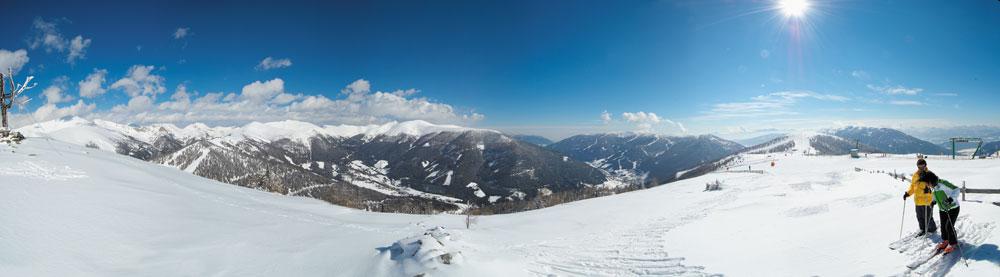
[830,126,949,155]
[14,117,604,212]
[4,138,999,276]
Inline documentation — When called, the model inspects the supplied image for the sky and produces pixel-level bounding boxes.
[1,0,998,140]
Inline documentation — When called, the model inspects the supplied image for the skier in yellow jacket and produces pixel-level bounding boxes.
[903,159,937,237]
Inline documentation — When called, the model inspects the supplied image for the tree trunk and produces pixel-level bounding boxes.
[1,105,7,130]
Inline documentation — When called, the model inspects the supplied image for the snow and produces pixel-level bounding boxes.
[324,120,495,139]
[343,160,466,207]
[375,227,465,276]
[466,182,486,198]
[789,131,820,154]
[16,117,493,151]
[442,170,453,186]
[184,149,210,173]
[3,139,1000,276]
[17,117,126,151]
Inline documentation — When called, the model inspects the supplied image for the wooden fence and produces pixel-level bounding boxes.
[855,167,1000,207]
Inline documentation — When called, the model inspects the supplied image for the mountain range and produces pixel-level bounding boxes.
[20,118,616,213]
[547,133,745,185]
[18,118,960,213]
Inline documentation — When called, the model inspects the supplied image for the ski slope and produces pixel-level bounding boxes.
[2,138,999,276]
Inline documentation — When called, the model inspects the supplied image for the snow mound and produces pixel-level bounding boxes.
[375,227,464,276]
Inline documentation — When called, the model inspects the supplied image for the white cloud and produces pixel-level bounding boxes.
[867,84,922,95]
[42,76,73,104]
[31,100,96,122]
[159,84,191,111]
[622,111,661,132]
[241,78,285,103]
[110,65,166,97]
[29,18,67,52]
[600,110,612,124]
[255,57,293,70]
[0,49,30,75]
[78,68,108,98]
[889,100,924,106]
[174,27,190,39]
[67,35,91,64]
[697,91,849,120]
[665,119,687,133]
[390,89,419,97]
[851,70,870,80]
[342,79,371,99]
[622,111,661,124]
[272,93,301,105]
[126,95,154,111]
[71,78,483,127]
[28,18,91,64]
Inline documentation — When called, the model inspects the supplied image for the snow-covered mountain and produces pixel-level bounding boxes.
[902,125,1000,145]
[738,132,877,155]
[676,132,878,179]
[546,133,744,185]
[5,135,999,276]
[511,134,554,147]
[731,133,786,147]
[980,141,1000,156]
[830,126,949,155]
[17,117,608,213]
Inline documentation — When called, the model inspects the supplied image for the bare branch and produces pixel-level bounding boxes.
[13,75,36,97]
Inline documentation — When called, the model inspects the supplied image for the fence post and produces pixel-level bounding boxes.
[962,181,966,202]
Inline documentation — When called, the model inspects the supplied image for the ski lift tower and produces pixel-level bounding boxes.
[949,137,983,159]
[849,138,861,158]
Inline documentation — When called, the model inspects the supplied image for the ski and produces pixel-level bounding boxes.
[906,248,943,269]
[888,232,924,252]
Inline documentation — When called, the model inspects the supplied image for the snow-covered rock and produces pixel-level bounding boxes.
[375,227,464,276]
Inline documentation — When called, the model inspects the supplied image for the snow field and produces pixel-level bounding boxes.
[2,140,998,276]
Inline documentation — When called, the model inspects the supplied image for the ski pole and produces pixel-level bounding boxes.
[899,197,906,240]
[943,209,969,267]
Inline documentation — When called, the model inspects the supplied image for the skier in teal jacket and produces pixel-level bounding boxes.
[919,171,961,254]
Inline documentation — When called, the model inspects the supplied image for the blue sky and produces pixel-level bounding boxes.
[1,0,998,140]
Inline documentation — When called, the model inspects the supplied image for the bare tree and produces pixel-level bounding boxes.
[1,68,36,130]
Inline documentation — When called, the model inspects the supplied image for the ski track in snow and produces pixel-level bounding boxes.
[0,160,87,181]
[891,216,996,276]
[160,176,410,235]
[516,190,739,276]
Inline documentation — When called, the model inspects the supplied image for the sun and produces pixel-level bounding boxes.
[778,0,810,18]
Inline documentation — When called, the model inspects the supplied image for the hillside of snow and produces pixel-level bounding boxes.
[14,117,599,212]
[2,139,999,276]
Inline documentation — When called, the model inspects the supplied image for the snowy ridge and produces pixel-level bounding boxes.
[17,117,491,147]
[17,117,128,151]
[788,131,821,155]
[740,132,852,156]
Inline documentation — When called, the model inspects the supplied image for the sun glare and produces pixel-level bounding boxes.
[778,0,810,18]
